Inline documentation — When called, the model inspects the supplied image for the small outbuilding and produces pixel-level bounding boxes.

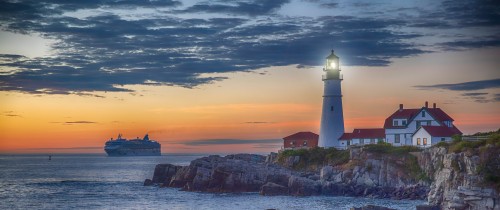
[339,128,385,149]
[282,131,319,150]
[412,125,461,147]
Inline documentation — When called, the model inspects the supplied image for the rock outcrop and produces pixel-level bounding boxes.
[350,205,395,210]
[317,147,429,199]
[147,145,500,209]
[418,146,500,210]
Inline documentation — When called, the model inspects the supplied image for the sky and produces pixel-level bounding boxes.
[0,0,499,154]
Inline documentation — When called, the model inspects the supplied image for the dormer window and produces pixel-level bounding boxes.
[402,120,407,125]
[422,111,426,117]
[393,120,399,126]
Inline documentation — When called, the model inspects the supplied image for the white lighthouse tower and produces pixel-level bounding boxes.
[318,50,345,148]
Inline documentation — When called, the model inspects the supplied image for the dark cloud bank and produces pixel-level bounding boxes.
[415,78,500,103]
[0,0,499,95]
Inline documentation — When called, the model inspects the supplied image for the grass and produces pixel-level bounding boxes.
[277,147,349,171]
[363,142,421,155]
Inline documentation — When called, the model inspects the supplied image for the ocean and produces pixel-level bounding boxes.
[0,154,426,209]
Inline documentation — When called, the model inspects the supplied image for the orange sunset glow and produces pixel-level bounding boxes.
[1,0,499,154]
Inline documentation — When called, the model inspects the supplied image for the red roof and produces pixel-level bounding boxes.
[427,108,454,122]
[384,107,455,129]
[339,133,353,140]
[384,109,420,128]
[339,128,385,140]
[283,131,319,141]
[419,126,462,137]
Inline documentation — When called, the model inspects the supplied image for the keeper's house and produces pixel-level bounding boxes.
[337,102,461,149]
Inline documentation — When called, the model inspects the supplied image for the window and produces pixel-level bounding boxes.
[347,141,351,146]
[395,134,400,143]
[303,141,307,146]
[423,138,427,145]
[359,139,364,145]
[402,120,407,125]
[393,120,399,126]
[417,138,421,145]
[416,121,421,128]
[378,138,383,143]
[422,111,426,117]
[441,138,445,142]
[331,106,334,111]
[290,141,295,145]
[370,139,375,144]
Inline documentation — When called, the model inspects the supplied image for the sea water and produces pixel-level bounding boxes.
[0,154,426,209]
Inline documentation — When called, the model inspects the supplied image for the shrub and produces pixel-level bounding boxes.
[433,141,449,148]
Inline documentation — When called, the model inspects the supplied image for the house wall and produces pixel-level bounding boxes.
[431,136,452,145]
[349,138,384,146]
[283,138,318,149]
[412,128,432,148]
[338,140,349,149]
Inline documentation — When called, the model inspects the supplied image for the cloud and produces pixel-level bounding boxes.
[243,121,273,124]
[494,94,500,102]
[461,92,488,96]
[414,79,500,91]
[3,114,21,117]
[0,0,499,95]
[51,121,97,125]
[21,146,102,151]
[177,0,290,16]
[2,111,22,117]
[179,138,282,146]
[440,38,500,50]
[415,79,500,103]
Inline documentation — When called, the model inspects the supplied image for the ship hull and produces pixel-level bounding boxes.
[105,148,161,156]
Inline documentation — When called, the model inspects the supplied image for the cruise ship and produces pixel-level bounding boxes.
[104,134,161,156]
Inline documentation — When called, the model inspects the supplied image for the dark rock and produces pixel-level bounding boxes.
[165,154,297,193]
[350,205,395,210]
[288,176,320,196]
[143,179,153,186]
[260,182,288,196]
[415,205,440,210]
[151,164,182,185]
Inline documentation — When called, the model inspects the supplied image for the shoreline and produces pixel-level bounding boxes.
[145,143,500,210]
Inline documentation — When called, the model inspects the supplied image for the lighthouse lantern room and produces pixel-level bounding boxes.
[318,50,345,148]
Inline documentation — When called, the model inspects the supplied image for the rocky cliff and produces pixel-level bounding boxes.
[418,146,500,210]
[145,144,499,210]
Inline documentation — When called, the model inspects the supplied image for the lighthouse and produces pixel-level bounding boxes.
[318,50,345,148]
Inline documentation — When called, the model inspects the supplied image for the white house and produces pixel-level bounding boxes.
[337,102,461,148]
[383,102,461,146]
[412,126,458,148]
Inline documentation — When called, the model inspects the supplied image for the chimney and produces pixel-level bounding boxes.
[425,101,428,108]
[399,104,403,111]
[433,103,436,109]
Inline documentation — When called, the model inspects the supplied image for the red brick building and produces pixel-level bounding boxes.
[282,131,319,150]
